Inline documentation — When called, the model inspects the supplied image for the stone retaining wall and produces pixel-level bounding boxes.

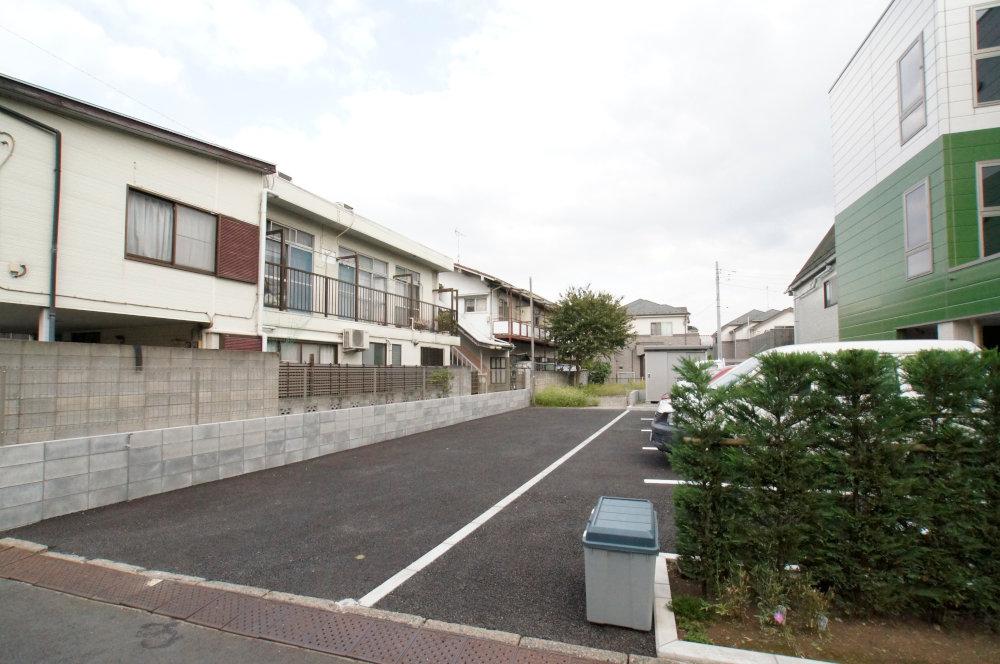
[0,389,531,531]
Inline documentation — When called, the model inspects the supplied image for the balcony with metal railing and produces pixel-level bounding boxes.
[492,319,554,344]
[264,262,457,334]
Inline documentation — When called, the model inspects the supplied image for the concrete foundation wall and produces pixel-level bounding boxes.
[532,370,573,390]
[0,388,531,531]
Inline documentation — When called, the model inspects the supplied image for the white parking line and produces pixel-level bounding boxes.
[640,417,653,421]
[642,446,657,451]
[641,428,651,432]
[356,409,632,607]
[644,479,691,485]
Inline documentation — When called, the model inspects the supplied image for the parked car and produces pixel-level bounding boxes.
[649,340,981,453]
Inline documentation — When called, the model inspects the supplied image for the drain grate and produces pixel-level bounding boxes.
[220,595,297,638]
[399,629,470,664]
[1,554,66,584]
[187,591,266,629]
[460,637,519,664]
[153,583,228,619]
[262,605,372,656]
[0,547,38,570]
[347,618,419,664]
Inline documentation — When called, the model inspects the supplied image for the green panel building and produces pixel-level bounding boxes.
[830,0,1000,349]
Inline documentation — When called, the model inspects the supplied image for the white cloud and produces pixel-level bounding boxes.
[231,0,886,329]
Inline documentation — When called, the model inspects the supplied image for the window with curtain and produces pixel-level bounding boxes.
[175,206,217,271]
[126,189,219,272]
[362,342,387,366]
[126,190,173,262]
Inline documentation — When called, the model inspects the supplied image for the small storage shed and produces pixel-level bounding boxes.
[641,342,711,402]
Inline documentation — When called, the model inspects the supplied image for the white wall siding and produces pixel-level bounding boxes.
[0,99,262,336]
[831,0,941,215]
[630,315,687,336]
[940,0,1000,133]
[792,270,840,344]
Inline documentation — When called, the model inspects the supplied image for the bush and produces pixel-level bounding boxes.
[579,381,644,397]
[670,348,1000,622]
[903,350,986,618]
[726,352,826,597]
[587,361,611,384]
[810,350,915,614]
[428,368,451,396]
[533,386,598,407]
[670,358,742,597]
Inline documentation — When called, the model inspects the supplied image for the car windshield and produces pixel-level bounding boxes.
[708,357,760,388]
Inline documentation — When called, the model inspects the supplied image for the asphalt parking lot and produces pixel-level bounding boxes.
[6,406,679,656]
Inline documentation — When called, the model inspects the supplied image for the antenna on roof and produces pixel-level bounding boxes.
[455,228,466,263]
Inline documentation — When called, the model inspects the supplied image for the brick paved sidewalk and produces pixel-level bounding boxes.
[0,539,647,664]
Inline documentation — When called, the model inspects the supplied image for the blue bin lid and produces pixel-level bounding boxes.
[582,496,659,554]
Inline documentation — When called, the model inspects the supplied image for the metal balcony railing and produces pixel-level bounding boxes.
[264,262,457,334]
[492,319,552,341]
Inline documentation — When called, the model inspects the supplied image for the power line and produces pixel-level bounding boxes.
[0,22,199,135]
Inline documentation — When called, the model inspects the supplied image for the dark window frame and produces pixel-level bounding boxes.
[124,186,220,276]
[823,278,837,308]
[973,4,1000,107]
[976,160,1000,259]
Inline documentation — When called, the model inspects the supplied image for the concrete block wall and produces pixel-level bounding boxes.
[0,388,531,531]
[0,340,279,445]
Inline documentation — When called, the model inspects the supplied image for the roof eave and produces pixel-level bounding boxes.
[0,75,276,174]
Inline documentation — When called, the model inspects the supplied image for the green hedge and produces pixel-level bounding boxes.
[670,349,1000,621]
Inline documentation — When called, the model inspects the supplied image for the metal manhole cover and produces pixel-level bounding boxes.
[348,618,419,664]
[399,630,470,664]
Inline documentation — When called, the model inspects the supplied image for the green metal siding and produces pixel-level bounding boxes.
[836,129,1000,340]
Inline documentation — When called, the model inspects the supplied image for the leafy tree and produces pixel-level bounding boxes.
[549,286,633,381]
[670,358,743,597]
[903,350,986,618]
[811,350,916,613]
[587,360,611,384]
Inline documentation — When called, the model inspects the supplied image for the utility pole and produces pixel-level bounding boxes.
[529,277,535,369]
[715,261,722,361]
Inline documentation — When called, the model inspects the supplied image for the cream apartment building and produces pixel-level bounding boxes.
[0,75,459,364]
[0,75,272,348]
[263,177,459,366]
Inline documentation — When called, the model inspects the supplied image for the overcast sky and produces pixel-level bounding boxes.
[0,0,887,331]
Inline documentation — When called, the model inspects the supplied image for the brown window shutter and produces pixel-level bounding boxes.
[220,334,262,351]
[216,217,260,283]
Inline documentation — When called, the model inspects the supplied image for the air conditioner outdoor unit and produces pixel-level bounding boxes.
[343,329,369,351]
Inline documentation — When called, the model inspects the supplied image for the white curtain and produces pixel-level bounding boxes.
[126,190,173,261]
[175,205,217,271]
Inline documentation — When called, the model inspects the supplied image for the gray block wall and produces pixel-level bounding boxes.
[0,340,277,445]
[0,389,531,531]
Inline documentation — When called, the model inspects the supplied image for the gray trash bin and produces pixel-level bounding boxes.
[582,496,659,630]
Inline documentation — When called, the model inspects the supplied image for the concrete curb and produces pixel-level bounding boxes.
[518,636,628,663]
[424,619,521,645]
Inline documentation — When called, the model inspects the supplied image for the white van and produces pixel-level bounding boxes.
[649,339,981,452]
